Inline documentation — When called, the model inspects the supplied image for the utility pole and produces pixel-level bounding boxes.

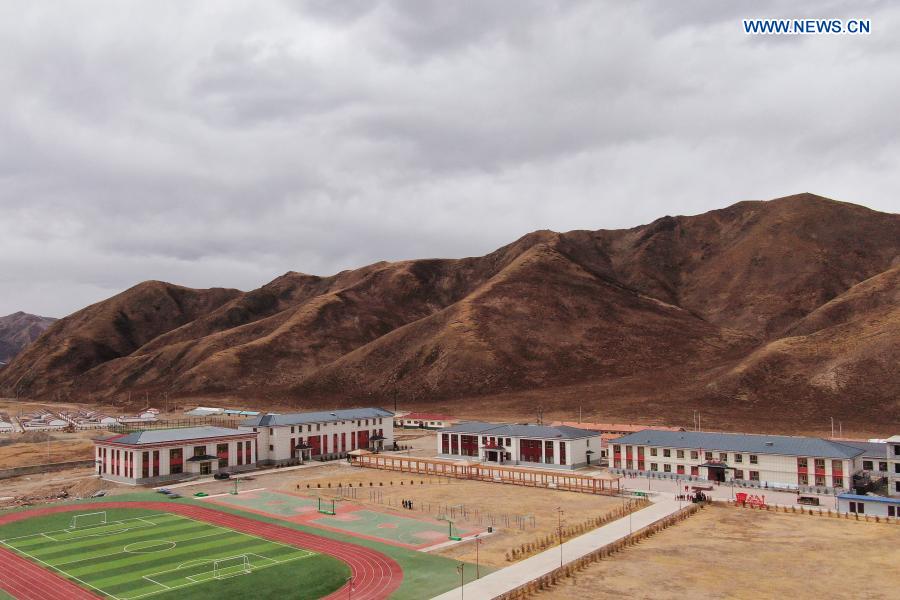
[456,563,465,600]
[474,534,481,579]
[556,507,564,567]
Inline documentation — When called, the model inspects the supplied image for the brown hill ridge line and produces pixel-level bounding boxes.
[0,193,897,427]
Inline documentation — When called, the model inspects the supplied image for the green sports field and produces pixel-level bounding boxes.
[0,509,348,600]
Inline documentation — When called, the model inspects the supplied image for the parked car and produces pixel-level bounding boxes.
[213,472,230,480]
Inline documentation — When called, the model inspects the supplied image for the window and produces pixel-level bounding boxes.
[749,455,758,464]
[690,466,699,476]
[850,501,864,514]
[833,476,843,488]
[217,443,228,468]
[650,448,657,456]
[690,451,699,460]
[663,464,671,472]
[815,475,825,487]
[814,458,825,470]
[719,452,727,461]
[749,471,759,481]
[676,450,684,459]
[170,448,183,475]
[735,454,743,463]
[650,463,658,471]
[269,428,273,435]
[291,426,295,434]
[705,451,713,461]
[797,457,807,468]
[832,460,842,473]
[559,442,566,465]
[676,465,685,474]
[863,460,873,470]
[735,469,744,480]
[316,424,320,431]
[798,474,808,485]
[613,445,621,454]
[889,506,896,518]
[663,449,671,457]
[895,464,900,474]
[193,446,205,457]
[879,462,887,472]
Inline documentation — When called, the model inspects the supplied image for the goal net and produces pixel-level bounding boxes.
[69,511,107,530]
[213,555,252,579]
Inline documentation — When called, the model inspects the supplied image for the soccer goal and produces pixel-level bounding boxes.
[213,555,252,579]
[68,511,108,530]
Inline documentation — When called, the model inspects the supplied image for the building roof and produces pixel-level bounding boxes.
[98,426,253,446]
[399,412,456,421]
[837,493,900,505]
[441,421,600,440]
[835,440,887,459]
[240,407,394,427]
[552,421,684,433]
[612,430,865,459]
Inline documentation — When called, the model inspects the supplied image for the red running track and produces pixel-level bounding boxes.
[0,502,403,600]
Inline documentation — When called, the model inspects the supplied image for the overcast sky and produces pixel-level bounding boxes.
[2,1,899,318]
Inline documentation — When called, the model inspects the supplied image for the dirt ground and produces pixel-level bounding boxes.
[0,430,107,468]
[272,462,624,567]
[535,504,900,600]
[0,466,136,509]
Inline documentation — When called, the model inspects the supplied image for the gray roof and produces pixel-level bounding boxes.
[612,430,865,459]
[834,441,887,459]
[240,407,394,427]
[101,426,252,446]
[441,421,600,440]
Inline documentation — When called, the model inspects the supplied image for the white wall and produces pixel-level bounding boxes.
[242,415,394,463]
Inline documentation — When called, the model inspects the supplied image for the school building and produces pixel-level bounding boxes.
[239,408,394,465]
[437,422,601,470]
[611,430,867,492]
[94,426,258,485]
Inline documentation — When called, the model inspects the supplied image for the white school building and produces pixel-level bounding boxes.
[239,408,394,466]
[94,426,258,485]
[612,430,866,492]
[437,422,601,470]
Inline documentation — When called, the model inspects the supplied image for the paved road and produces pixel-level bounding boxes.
[619,474,840,509]
[430,496,682,600]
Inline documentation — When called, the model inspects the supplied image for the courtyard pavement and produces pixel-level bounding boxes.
[429,495,682,600]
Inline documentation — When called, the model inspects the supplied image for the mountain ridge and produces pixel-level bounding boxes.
[1,193,897,428]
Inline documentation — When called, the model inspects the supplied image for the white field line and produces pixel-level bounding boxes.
[174,513,317,557]
[2,512,314,600]
[0,538,125,600]
[131,552,314,600]
[54,529,234,568]
[1,514,173,544]
[196,487,267,500]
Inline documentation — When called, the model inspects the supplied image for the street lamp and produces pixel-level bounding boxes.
[556,507,564,567]
[474,534,482,579]
[456,563,465,600]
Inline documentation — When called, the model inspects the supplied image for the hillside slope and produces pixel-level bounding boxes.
[0,312,56,364]
[0,193,897,427]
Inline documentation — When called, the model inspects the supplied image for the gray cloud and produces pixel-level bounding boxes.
[1,0,898,318]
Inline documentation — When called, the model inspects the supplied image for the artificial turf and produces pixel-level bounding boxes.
[0,508,348,600]
[1,494,490,600]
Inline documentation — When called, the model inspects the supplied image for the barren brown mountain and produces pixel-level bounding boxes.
[1,194,898,431]
[0,312,56,364]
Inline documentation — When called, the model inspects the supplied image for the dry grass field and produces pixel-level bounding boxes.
[275,462,625,566]
[535,504,900,600]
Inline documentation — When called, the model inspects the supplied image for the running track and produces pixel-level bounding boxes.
[0,502,403,600]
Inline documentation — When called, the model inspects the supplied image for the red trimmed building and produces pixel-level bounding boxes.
[94,426,258,485]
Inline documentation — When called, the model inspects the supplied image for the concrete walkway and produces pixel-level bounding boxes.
[430,496,682,600]
[155,460,330,490]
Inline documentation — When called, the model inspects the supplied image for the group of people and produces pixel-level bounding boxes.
[402,499,414,510]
